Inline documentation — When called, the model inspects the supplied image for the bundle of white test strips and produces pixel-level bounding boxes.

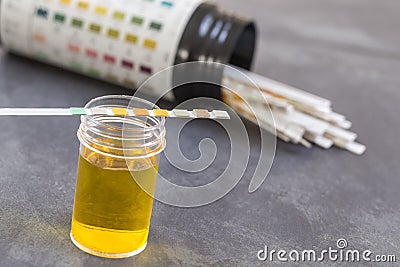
[222,67,366,155]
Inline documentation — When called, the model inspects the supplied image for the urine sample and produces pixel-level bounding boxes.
[70,95,166,258]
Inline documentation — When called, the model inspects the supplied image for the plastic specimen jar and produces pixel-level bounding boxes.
[70,95,166,258]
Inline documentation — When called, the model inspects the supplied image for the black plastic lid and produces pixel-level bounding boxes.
[173,2,257,102]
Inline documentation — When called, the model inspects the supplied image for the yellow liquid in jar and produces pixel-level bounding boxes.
[71,149,158,258]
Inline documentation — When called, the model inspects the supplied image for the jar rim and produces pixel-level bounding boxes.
[78,95,166,159]
[83,95,166,132]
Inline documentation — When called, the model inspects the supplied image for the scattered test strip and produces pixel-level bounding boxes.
[222,67,366,155]
[0,108,231,120]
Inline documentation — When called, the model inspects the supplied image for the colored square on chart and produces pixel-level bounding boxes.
[68,43,80,53]
[59,0,71,4]
[95,6,107,15]
[107,29,120,39]
[113,11,126,20]
[77,1,89,10]
[161,1,174,8]
[122,60,134,69]
[36,8,48,19]
[88,68,100,77]
[149,22,163,31]
[125,34,138,44]
[72,18,84,28]
[143,39,157,50]
[89,23,101,33]
[104,54,116,64]
[33,33,46,43]
[131,16,144,26]
[54,13,66,23]
[86,49,98,58]
[140,65,152,75]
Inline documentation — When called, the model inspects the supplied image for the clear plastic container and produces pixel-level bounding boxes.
[70,95,166,258]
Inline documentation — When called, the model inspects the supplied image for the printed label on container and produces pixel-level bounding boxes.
[0,0,203,100]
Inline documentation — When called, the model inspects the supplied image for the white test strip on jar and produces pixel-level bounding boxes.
[0,107,231,120]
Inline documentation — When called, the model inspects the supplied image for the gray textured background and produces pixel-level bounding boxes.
[1,0,400,266]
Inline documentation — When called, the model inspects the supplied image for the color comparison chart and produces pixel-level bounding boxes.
[0,0,202,97]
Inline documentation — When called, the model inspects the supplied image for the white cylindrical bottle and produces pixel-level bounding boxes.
[0,0,256,101]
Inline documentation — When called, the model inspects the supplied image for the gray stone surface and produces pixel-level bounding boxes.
[1,0,400,266]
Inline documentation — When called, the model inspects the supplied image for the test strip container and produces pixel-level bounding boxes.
[0,0,257,101]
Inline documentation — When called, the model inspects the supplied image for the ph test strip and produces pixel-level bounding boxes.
[0,108,231,120]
